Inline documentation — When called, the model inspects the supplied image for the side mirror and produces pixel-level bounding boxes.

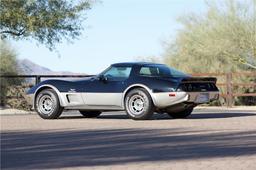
[99,75,108,82]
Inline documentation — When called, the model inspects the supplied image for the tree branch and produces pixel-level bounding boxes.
[0,29,25,36]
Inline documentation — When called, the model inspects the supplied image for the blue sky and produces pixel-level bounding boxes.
[12,0,206,74]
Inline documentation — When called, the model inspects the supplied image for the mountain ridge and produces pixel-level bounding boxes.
[17,59,84,75]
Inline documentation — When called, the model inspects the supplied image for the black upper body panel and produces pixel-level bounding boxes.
[27,63,218,94]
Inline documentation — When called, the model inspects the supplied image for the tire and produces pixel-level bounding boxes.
[35,89,63,119]
[125,88,154,120]
[79,111,101,118]
[167,107,193,119]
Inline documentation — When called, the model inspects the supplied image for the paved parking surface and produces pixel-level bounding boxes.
[1,107,256,170]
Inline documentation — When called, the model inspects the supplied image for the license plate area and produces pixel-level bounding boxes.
[196,93,209,103]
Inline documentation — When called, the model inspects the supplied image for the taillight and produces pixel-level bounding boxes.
[169,93,176,97]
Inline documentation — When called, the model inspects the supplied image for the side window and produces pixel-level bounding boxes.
[139,67,151,75]
[103,66,132,80]
[139,67,160,76]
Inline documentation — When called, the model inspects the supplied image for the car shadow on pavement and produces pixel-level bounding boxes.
[1,128,256,170]
[58,112,256,120]
[188,112,256,119]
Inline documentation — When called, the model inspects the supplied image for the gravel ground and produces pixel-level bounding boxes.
[1,107,256,170]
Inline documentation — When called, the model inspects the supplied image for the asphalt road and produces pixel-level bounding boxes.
[1,108,256,170]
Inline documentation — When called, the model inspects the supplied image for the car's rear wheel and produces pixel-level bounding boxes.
[35,89,63,119]
[79,111,102,118]
[167,107,193,119]
[125,88,154,120]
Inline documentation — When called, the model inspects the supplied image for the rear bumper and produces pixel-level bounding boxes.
[187,92,219,102]
[152,91,219,108]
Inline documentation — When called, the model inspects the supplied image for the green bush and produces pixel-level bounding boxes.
[0,40,23,106]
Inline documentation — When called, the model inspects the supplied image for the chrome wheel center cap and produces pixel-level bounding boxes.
[134,99,144,111]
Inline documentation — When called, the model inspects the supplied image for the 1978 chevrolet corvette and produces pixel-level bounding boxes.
[27,62,219,120]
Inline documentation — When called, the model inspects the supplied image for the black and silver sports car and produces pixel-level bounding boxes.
[27,62,219,120]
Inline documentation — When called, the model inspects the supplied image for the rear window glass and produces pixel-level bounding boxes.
[139,65,187,77]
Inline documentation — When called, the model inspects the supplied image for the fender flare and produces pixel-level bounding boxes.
[34,84,65,107]
[122,84,156,107]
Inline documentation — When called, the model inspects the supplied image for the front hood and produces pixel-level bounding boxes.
[68,76,95,83]
[27,78,92,94]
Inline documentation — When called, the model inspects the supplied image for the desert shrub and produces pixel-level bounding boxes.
[5,84,32,110]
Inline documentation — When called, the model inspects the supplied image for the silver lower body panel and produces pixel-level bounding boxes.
[152,91,219,108]
[60,92,124,110]
[28,90,219,111]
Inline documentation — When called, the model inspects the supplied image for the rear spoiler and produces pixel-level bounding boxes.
[181,77,217,83]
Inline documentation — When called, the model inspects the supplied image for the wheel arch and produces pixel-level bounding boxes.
[34,84,64,108]
[122,84,156,107]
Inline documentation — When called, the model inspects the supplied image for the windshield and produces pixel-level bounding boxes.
[139,65,187,77]
[103,66,132,78]
[98,66,132,80]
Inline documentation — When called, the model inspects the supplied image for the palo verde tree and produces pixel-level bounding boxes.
[164,0,256,73]
[0,0,91,50]
[163,0,256,105]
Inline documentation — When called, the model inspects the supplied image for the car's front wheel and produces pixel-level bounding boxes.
[125,88,154,120]
[167,107,193,119]
[79,111,102,118]
[35,89,63,119]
